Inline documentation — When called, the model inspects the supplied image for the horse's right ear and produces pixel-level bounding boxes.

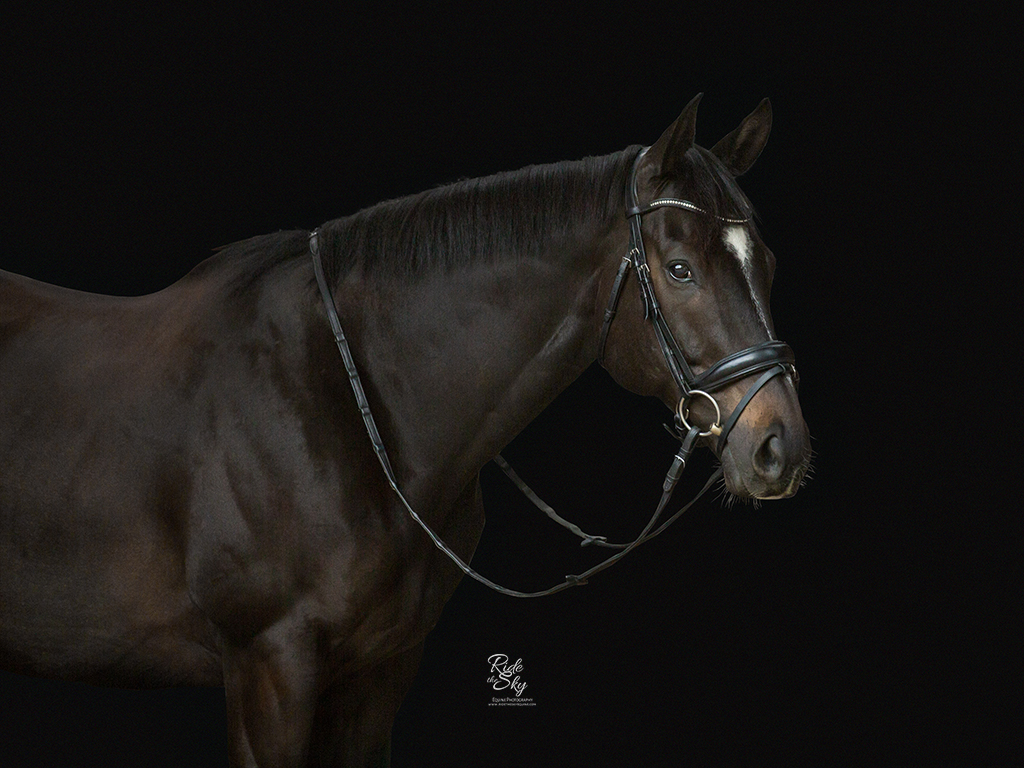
[645,93,702,177]
[710,98,772,176]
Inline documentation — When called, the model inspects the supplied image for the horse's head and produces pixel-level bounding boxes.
[601,95,810,500]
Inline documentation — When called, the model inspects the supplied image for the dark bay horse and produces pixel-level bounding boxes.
[0,95,809,766]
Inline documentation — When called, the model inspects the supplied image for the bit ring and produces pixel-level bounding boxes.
[677,390,723,438]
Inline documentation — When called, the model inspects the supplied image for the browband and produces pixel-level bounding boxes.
[625,198,751,224]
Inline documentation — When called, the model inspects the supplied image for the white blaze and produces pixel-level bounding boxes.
[722,225,773,338]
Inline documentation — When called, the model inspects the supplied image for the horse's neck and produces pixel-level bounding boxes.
[338,231,618,502]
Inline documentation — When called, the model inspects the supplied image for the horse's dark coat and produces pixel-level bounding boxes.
[0,98,809,766]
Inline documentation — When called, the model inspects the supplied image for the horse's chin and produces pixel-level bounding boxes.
[720,451,806,501]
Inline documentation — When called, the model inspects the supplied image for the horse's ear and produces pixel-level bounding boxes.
[646,93,702,176]
[711,98,772,176]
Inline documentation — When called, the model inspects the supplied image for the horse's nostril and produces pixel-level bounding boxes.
[754,433,785,482]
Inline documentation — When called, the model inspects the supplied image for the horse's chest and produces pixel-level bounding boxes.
[186,476,484,666]
[319,491,486,668]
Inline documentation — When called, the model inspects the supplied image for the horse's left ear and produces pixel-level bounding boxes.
[711,98,772,176]
[646,93,702,177]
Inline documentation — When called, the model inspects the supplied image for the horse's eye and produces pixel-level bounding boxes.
[667,261,693,282]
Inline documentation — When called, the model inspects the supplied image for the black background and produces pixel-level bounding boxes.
[1,3,1017,766]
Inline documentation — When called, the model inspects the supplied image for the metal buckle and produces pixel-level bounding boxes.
[677,390,723,437]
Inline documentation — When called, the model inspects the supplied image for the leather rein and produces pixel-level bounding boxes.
[309,147,797,598]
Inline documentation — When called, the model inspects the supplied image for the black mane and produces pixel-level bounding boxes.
[197,144,753,291]
[316,149,637,282]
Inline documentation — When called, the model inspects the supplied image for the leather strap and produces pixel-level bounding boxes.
[597,256,633,365]
[498,429,726,551]
[715,364,787,454]
[624,150,697,394]
[311,231,397,483]
[690,341,795,393]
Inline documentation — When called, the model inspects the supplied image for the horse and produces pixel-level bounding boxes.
[0,94,810,767]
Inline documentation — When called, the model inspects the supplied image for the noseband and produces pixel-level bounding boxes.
[598,148,797,455]
[309,147,798,598]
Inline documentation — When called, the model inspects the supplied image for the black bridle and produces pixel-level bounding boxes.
[309,147,798,598]
[599,147,797,455]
